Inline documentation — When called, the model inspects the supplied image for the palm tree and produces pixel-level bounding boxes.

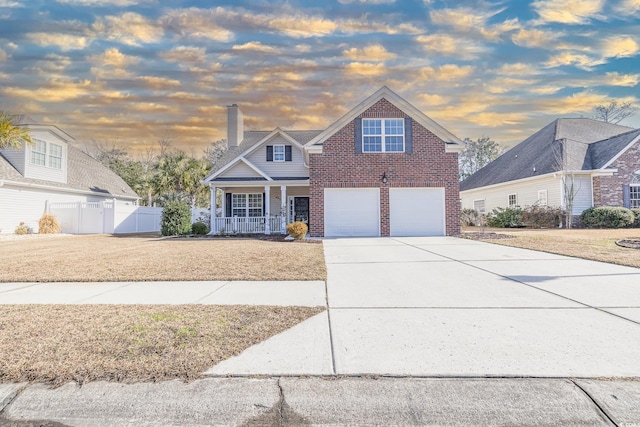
[0,111,31,149]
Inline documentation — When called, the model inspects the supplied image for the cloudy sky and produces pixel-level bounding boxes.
[1,0,639,154]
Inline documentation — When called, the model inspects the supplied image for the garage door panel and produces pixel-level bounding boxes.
[325,189,379,237]
[390,188,445,236]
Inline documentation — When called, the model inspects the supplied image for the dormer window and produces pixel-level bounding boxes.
[273,144,285,162]
[362,119,404,153]
[30,138,63,170]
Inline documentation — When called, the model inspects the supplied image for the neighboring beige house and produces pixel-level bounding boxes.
[460,118,640,216]
[202,86,465,237]
[0,124,139,233]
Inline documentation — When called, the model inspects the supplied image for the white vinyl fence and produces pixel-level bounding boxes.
[49,200,163,234]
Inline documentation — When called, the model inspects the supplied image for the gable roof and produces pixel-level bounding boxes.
[203,129,322,182]
[305,86,464,151]
[0,145,139,199]
[460,118,636,192]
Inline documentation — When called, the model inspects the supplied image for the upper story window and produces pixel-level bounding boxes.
[273,145,285,162]
[362,119,404,153]
[31,139,46,166]
[30,138,62,170]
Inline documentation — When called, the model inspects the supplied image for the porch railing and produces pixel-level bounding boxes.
[213,216,285,235]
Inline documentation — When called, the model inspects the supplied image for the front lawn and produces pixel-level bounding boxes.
[464,227,640,268]
[0,234,327,282]
[0,305,323,385]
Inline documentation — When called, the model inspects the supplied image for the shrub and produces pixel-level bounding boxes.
[161,200,192,236]
[14,222,29,235]
[460,208,478,226]
[191,221,209,235]
[632,208,640,228]
[521,204,562,228]
[486,207,524,228]
[38,214,60,234]
[286,221,308,239]
[581,206,635,228]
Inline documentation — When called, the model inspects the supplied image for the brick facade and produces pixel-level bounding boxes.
[593,140,640,206]
[309,98,461,237]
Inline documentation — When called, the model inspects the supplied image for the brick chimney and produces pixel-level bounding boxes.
[226,104,243,149]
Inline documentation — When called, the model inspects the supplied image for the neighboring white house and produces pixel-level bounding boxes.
[0,124,140,234]
[460,118,640,216]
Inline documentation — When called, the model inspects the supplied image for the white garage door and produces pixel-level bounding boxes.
[324,188,380,237]
[390,188,445,236]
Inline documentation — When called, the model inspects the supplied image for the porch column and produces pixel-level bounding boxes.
[264,186,271,234]
[280,185,287,233]
[209,185,217,234]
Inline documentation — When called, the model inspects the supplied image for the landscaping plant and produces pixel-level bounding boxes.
[14,222,29,235]
[191,221,209,235]
[521,204,563,228]
[460,208,478,226]
[286,221,308,239]
[160,200,192,236]
[38,214,61,234]
[486,207,524,228]
[581,207,635,228]
[632,208,640,228]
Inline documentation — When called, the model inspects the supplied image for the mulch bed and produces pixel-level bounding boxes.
[169,234,322,243]
[616,239,640,249]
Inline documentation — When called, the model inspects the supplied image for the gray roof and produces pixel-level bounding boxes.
[0,145,139,199]
[204,129,322,180]
[461,118,637,191]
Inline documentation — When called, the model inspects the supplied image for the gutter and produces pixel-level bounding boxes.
[0,179,139,200]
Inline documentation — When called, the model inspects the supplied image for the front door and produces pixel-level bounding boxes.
[294,197,310,226]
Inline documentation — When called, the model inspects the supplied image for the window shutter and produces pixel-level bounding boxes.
[285,145,292,161]
[225,193,232,217]
[266,146,273,162]
[404,117,413,154]
[623,184,631,208]
[263,192,266,216]
[354,118,362,154]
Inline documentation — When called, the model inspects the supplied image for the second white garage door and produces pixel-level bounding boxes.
[390,188,445,236]
[324,188,380,237]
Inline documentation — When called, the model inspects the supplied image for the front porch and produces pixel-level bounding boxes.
[207,182,309,235]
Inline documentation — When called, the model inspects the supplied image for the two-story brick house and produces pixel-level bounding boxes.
[202,87,464,237]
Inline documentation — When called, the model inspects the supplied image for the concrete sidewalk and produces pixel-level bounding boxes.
[0,280,325,306]
[2,377,639,426]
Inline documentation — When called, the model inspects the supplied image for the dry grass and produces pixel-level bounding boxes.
[466,227,640,268]
[0,234,326,282]
[0,305,324,385]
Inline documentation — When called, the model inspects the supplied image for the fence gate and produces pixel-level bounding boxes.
[48,201,114,234]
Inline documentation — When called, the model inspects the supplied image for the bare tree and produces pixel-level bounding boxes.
[593,101,636,124]
[554,139,581,229]
[459,136,502,181]
[203,138,227,164]
[157,127,175,156]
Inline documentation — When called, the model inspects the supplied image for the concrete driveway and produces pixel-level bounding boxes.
[209,236,640,377]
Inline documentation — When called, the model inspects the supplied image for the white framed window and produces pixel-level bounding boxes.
[631,172,640,209]
[49,143,62,169]
[473,199,485,214]
[273,144,285,162]
[537,190,548,206]
[362,118,404,153]
[508,194,517,207]
[231,193,263,217]
[30,139,46,166]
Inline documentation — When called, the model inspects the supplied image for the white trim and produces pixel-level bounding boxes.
[508,193,517,207]
[305,86,464,152]
[23,124,75,143]
[209,157,273,182]
[210,180,309,188]
[0,179,138,200]
[273,144,286,162]
[600,133,640,169]
[362,118,405,153]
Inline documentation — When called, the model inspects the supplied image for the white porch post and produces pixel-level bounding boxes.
[280,185,287,233]
[209,185,217,234]
[264,186,271,234]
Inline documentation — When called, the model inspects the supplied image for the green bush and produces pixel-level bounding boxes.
[191,221,209,235]
[521,204,562,228]
[486,207,524,228]
[286,221,308,239]
[581,206,635,228]
[632,208,640,228]
[161,201,192,236]
[460,208,478,226]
